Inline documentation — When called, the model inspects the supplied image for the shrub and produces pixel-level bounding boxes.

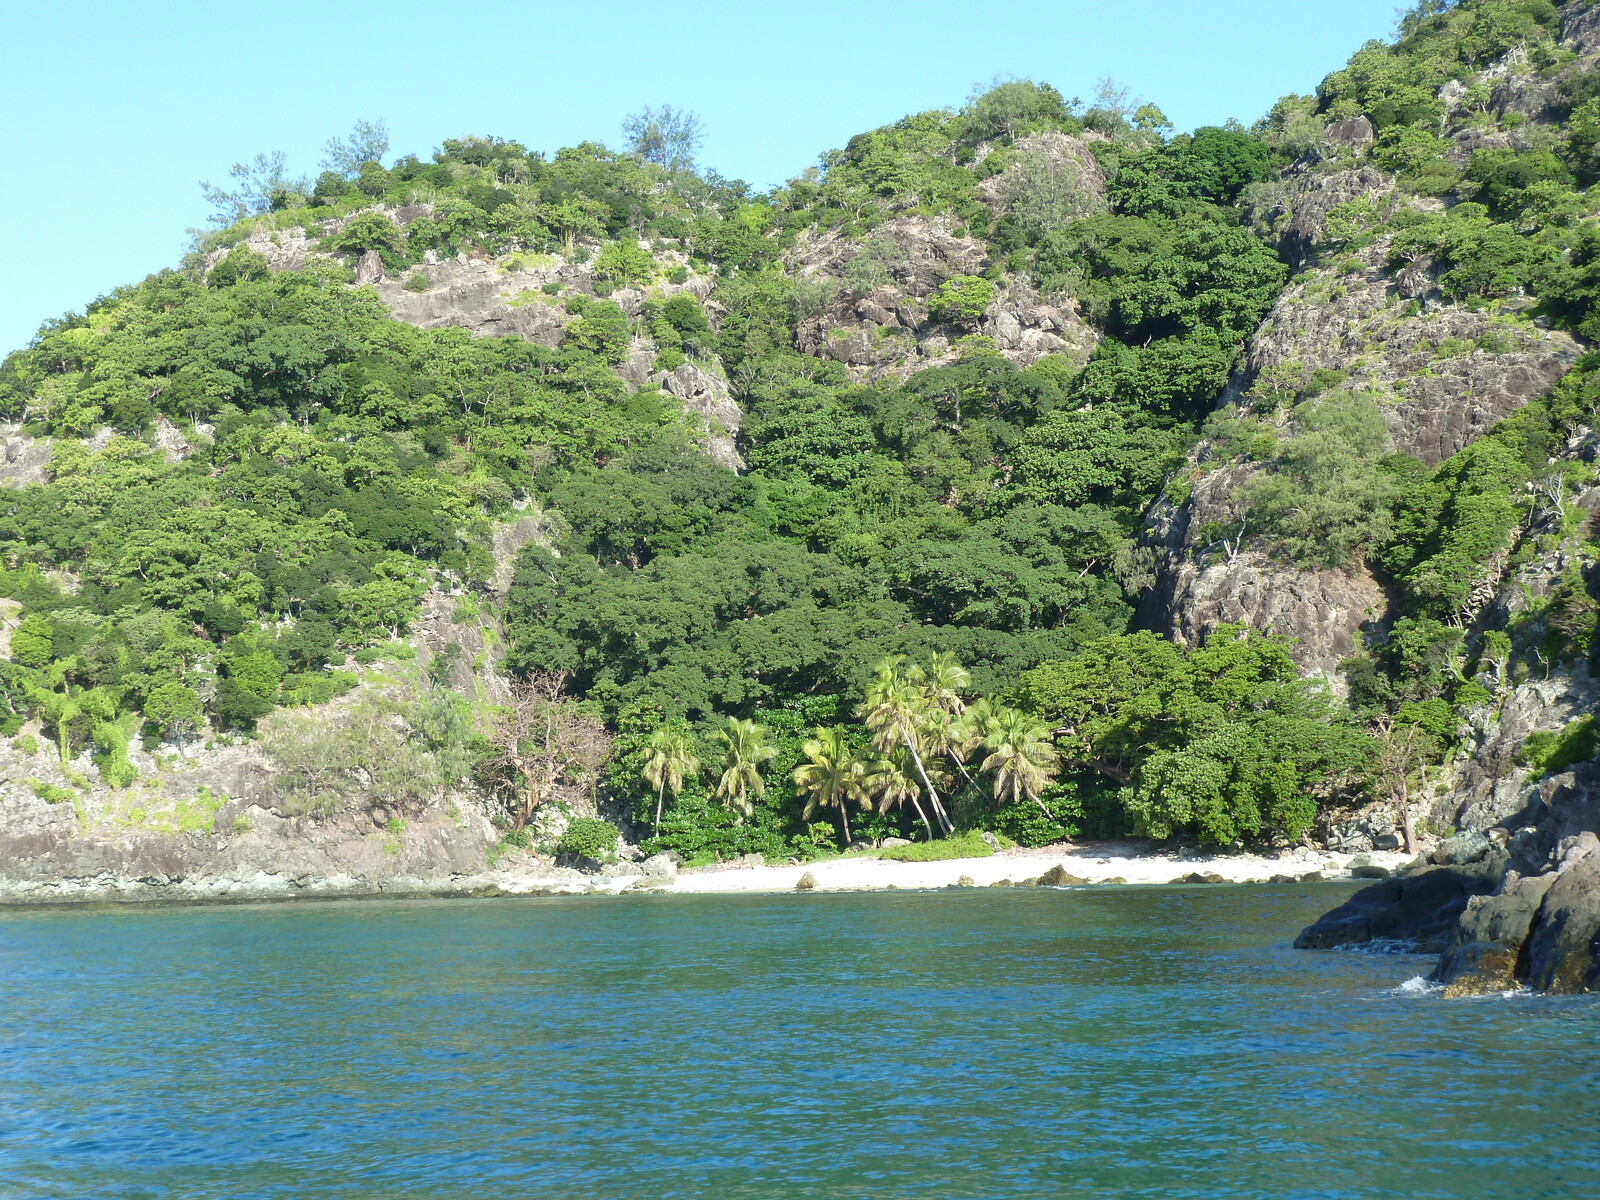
[594,240,654,285]
[558,817,620,863]
[667,265,690,284]
[880,830,996,861]
[927,274,995,325]
[402,272,430,293]
[990,785,1082,847]
[1520,715,1599,777]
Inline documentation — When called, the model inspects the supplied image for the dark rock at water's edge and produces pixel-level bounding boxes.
[1293,860,1503,952]
[1035,864,1087,887]
[1300,762,1600,995]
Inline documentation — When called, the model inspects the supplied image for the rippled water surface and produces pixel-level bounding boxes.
[1,885,1597,1199]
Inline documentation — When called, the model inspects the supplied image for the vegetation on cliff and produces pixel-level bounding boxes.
[1,0,1596,863]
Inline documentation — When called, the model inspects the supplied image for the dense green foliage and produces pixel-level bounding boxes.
[6,1,1597,855]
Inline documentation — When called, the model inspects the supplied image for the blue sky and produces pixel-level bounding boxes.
[1,0,1399,356]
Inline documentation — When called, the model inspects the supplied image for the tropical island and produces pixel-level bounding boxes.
[0,0,1596,997]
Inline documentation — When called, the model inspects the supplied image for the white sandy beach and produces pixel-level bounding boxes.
[577,844,1416,895]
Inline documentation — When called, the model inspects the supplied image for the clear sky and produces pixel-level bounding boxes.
[1,0,1400,356]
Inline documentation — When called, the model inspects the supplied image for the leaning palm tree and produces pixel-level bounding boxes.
[712,717,776,820]
[858,657,953,835]
[916,651,971,720]
[980,705,1059,817]
[793,725,872,848]
[867,747,934,839]
[641,725,701,835]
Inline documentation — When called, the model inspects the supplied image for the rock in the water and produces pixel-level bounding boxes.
[1435,872,1559,996]
[956,875,975,888]
[1295,862,1502,951]
[1524,855,1600,993]
[1035,864,1087,887]
[795,871,818,892]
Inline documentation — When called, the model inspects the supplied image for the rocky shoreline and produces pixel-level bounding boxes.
[0,843,1413,907]
[1296,761,1600,996]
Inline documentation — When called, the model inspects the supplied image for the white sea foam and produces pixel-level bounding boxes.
[1389,975,1443,997]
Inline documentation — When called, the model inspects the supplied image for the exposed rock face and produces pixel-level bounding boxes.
[790,216,1098,380]
[1305,760,1600,996]
[0,509,564,904]
[1139,466,1387,683]
[1442,673,1599,835]
[974,130,1108,219]
[0,425,54,488]
[1274,164,1393,263]
[661,361,743,468]
[1245,237,1581,465]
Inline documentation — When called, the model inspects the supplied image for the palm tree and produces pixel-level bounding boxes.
[980,705,1059,817]
[641,726,701,835]
[916,651,971,720]
[859,657,953,835]
[867,747,934,839]
[712,717,776,820]
[793,725,871,848]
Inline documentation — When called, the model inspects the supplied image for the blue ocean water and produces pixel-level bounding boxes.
[0,885,1595,1199]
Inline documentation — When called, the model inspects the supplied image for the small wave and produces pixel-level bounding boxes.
[1388,975,1443,997]
[1332,938,1429,956]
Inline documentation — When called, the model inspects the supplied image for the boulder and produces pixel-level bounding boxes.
[795,871,818,892]
[1294,860,1503,951]
[637,854,677,886]
[1524,854,1600,993]
[1435,872,1559,996]
[1035,864,1087,887]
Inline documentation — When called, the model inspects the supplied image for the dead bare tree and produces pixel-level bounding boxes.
[1372,714,1426,855]
[478,671,613,830]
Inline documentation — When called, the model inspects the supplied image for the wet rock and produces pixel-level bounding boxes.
[1035,864,1087,887]
[1295,861,1503,952]
[1524,854,1600,993]
[1435,871,1559,996]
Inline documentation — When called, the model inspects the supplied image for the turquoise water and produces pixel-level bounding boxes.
[1,885,1596,1199]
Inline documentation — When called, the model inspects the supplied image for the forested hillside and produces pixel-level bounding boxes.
[0,0,1595,879]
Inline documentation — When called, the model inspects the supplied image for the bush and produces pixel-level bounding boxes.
[880,830,996,861]
[594,240,654,285]
[990,784,1082,847]
[558,817,620,863]
[402,272,430,293]
[1520,715,1599,777]
[927,274,995,325]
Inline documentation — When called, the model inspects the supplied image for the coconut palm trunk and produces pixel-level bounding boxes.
[903,733,952,835]
[654,780,667,835]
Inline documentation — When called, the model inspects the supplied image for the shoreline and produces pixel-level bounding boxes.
[0,844,1414,909]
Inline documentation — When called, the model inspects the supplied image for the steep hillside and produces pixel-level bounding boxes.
[0,4,1596,966]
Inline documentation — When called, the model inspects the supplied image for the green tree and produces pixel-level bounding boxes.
[712,717,777,819]
[978,704,1059,815]
[641,724,701,834]
[858,656,954,835]
[793,725,871,847]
